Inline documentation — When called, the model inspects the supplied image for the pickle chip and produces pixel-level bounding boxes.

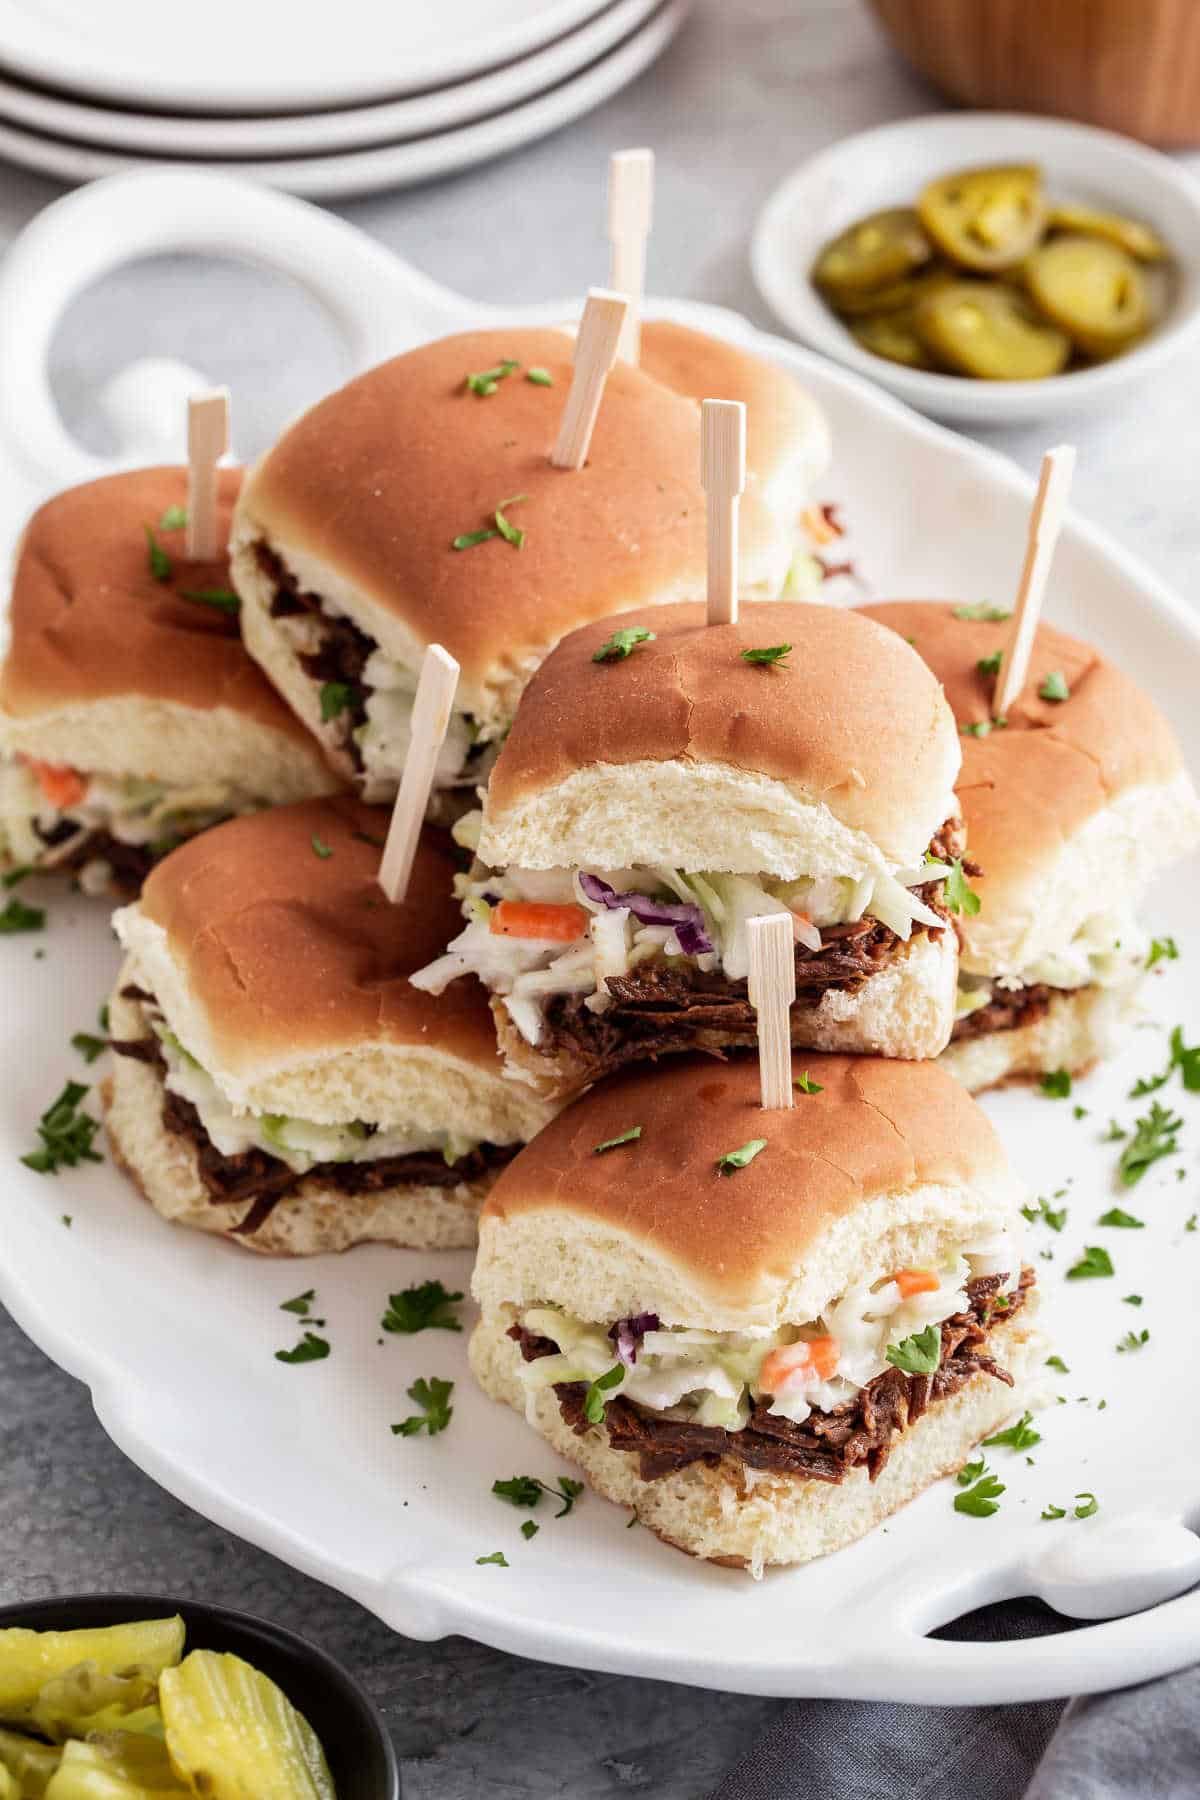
[1025,234,1150,358]
[0,1726,62,1798]
[43,1735,186,1798]
[0,1622,183,1726]
[914,280,1071,380]
[1049,202,1167,262]
[31,1662,162,1744]
[160,1651,335,1800]
[850,309,937,369]
[813,207,933,304]
[917,165,1047,272]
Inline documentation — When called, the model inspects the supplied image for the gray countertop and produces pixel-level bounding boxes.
[2,2,1198,1792]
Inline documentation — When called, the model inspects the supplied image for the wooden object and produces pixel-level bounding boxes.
[700,398,746,627]
[995,445,1075,716]
[747,913,796,1111]
[608,148,655,364]
[378,644,460,904]
[185,388,230,559]
[551,289,628,470]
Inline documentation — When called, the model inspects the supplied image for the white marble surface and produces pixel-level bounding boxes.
[1,1,1198,1791]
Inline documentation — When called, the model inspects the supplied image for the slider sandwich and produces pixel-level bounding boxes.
[412,602,966,1098]
[861,601,1200,1091]
[470,1052,1044,1573]
[105,797,553,1253]
[0,468,337,895]
[230,328,826,810]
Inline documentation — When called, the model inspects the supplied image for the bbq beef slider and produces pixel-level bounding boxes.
[0,468,338,895]
[230,327,825,811]
[105,797,553,1253]
[471,1052,1044,1573]
[861,601,1200,1091]
[412,602,967,1099]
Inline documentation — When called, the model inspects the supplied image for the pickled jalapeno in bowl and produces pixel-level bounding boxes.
[810,161,1172,381]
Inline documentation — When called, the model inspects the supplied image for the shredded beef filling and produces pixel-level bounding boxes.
[259,544,373,770]
[951,983,1058,1042]
[110,988,517,1237]
[510,1269,1033,1485]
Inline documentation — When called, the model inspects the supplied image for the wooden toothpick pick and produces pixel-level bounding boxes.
[378,644,460,905]
[551,288,629,471]
[994,445,1076,716]
[747,913,796,1112]
[185,388,230,560]
[701,398,746,627]
[608,148,654,365]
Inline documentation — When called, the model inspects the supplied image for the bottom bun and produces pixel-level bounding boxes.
[940,977,1142,1095]
[102,1054,488,1257]
[469,1303,1046,1576]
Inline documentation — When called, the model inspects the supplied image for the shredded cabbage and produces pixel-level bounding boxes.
[0,756,259,867]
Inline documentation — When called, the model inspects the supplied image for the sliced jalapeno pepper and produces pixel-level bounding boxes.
[917,165,1047,272]
[1024,234,1150,358]
[914,279,1071,380]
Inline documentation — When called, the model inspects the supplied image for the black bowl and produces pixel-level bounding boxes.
[0,1592,399,1799]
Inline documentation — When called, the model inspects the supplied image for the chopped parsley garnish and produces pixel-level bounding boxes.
[1117,1329,1149,1354]
[953,602,1010,622]
[465,359,519,396]
[280,1289,315,1315]
[1123,1293,1143,1306]
[71,1032,106,1064]
[494,494,527,549]
[960,720,992,738]
[21,1081,102,1175]
[159,504,188,531]
[1022,1196,1067,1232]
[1097,1206,1143,1228]
[310,834,333,860]
[97,1002,110,1032]
[793,1071,824,1094]
[1045,1354,1070,1374]
[1188,1215,1198,1232]
[521,1520,539,1540]
[954,1473,1005,1517]
[1170,1026,1200,1092]
[1074,1492,1099,1518]
[392,1376,454,1436]
[944,858,981,916]
[452,527,498,550]
[61,1214,71,1228]
[593,1125,642,1154]
[319,681,355,722]
[1038,670,1069,702]
[492,1475,583,1518]
[976,651,1002,677]
[1066,1245,1114,1280]
[1147,936,1179,970]
[885,1323,941,1375]
[715,1138,767,1176]
[1039,1069,1072,1098]
[2,865,31,889]
[1073,1104,1089,1120]
[983,1410,1041,1451]
[1119,1101,1183,1187]
[0,898,45,933]
[144,524,172,581]
[381,1279,464,1335]
[1042,1503,1067,1521]
[592,625,656,663]
[274,1331,330,1365]
[740,643,792,668]
[1130,1070,1169,1098]
[526,367,554,386]
[1103,1119,1127,1142]
[476,1551,508,1567]
[179,587,240,613]
[583,1364,624,1425]
[957,1455,987,1487]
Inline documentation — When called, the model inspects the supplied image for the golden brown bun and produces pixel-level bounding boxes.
[113,796,551,1142]
[481,600,960,871]
[861,601,1200,973]
[232,329,796,728]
[0,468,317,749]
[474,1051,1023,1332]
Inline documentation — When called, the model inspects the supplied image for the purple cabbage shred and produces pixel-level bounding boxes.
[608,1312,661,1367]
[578,872,713,956]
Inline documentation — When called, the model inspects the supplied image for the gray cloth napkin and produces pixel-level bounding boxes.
[711,1601,1199,1800]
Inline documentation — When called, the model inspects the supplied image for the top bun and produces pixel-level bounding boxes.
[473,1051,1022,1332]
[113,796,551,1143]
[0,467,333,794]
[478,601,961,876]
[860,601,1200,973]
[231,328,798,735]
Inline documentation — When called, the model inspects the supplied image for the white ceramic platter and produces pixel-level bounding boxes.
[1,280,1199,1700]
[0,1,687,200]
[0,0,614,115]
[0,0,663,159]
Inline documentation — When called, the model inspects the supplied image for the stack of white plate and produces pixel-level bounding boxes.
[0,0,689,198]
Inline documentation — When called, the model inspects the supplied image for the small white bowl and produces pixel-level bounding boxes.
[752,111,1200,424]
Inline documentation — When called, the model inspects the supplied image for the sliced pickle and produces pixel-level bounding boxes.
[31,1664,162,1745]
[0,1622,183,1727]
[812,207,933,305]
[159,1651,335,1800]
[850,308,936,369]
[1048,202,1167,262]
[1025,234,1150,358]
[914,280,1071,380]
[918,164,1047,272]
[0,1728,63,1798]
[43,1736,186,1799]
[0,1766,15,1800]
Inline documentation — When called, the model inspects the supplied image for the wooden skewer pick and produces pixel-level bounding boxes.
[378,644,460,905]
[701,398,746,627]
[551,288,629,471]
[185,388,231,560]
[747,913,796,1112]
[994,445,1076,717]
[608,148,654,365]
